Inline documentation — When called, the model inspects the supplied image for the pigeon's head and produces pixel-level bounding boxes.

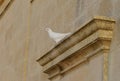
[45,28,51,32]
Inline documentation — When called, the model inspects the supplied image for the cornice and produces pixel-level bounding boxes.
[37,16,115,79]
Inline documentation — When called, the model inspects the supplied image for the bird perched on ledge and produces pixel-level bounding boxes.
[45,28,72,43]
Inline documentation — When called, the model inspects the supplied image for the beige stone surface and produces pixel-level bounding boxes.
[0,0,119,81]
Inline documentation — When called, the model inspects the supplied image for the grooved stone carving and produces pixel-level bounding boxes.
[37,16,115,80]
[0,0,12,16]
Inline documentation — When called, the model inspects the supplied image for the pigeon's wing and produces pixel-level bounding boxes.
[49,32,66,38]
[46,28,72,43]
[54,35,66,43]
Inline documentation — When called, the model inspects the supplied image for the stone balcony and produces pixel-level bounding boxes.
[37,16,115,81]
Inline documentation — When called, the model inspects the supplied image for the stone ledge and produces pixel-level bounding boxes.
[43,30,112,72]
[37,16,115,79]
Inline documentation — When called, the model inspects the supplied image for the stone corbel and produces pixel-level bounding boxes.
[37,16,115,80]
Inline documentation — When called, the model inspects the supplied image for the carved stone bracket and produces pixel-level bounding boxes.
[37,16,115,80]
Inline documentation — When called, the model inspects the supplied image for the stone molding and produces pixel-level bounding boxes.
[37,16,115,79]
[0,0,12,16]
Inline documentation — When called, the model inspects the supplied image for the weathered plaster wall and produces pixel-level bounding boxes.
[0,0,119,81]
[109,0,120,81]
[0,0,30,81]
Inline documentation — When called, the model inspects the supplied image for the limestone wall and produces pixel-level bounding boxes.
[0,0,119,81]
[0,0,30,81]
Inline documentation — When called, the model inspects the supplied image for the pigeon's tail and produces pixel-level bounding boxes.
[54,32,72,43]
[64,32,72,36]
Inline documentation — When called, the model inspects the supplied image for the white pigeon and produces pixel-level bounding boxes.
[45,28,72,43]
